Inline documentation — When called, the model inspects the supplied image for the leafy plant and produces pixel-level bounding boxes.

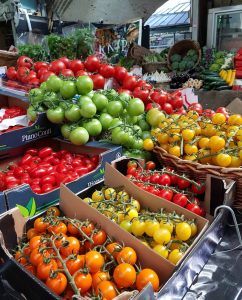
[73,28,95,59]
[18,44,48,61]
[47,34,77,60]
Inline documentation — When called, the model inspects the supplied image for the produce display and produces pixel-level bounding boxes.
[0,147,99,193]
[81,184,200,264]
[0,106,28,133]
[170,49,198,72]
[14,206,159,298]
[148,103,242,167]
[125,160,206,216]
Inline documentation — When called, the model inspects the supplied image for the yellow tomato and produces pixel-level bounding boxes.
[92,190,104,202]
[117,191,129,202]
[160,221,174,234]
[125,208,138,221]
[205,124,217,137]
[143,138,154,151]
[145,220,160,237]
[160,143,169,151]
[157,133,169,144]
[168,145,181,157]
[184,144,198,155]
[168,124,180,134]
[228,114,242,125]
[151,128,160,137]
[181,129,195,141]
[153,228,171,244]
[129,199,140,212]
[83,197,92,204]
[168,249,183,264]
[198,137,210,149]
[216,153,232,167]
[236,129,242,141]
[190,222,198,237]
[175,222,191,241]
[212,113,226,125]
[104,188,117,200]
[229,156,241,167]
[208,136,225,151]
[158,121,168,129]
[168,133,181,143]
[197,149,211,164]
[153,245,169,258]
[187,110,199,120]
[184,155,197,161]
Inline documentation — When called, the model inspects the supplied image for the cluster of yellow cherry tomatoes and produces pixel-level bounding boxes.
[84,186,199,265]
[147,110,242,167]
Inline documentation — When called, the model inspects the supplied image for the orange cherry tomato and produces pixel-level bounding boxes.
[113,263,136,288]
[37,259,58,281]
[66,255,85,275]
[34,217,49,233]
[136,268,159,292]
[74,272,92,294]
[27,228,38,240]
[95,281,117,300]
[85,251,105,274]
[117,247,137,265]
[48,221,67,235]
[60,237,80,257]
[92,271,110,288]
[106,242,122,259]
[46,272,67,295]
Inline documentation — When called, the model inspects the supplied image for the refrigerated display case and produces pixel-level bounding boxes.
[207,5,242,51]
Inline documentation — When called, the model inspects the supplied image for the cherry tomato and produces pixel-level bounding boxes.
[136,269,159,292]
[85,251,105,273]
[173,194,188,207]
[46,272,67,295]
[113,263,136,288]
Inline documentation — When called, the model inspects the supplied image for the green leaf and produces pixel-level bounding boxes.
[26,197,37,217]
[16,205,29,217]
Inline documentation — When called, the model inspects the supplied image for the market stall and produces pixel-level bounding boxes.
[0,1,242,300]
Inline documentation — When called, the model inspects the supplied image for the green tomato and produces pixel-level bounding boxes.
[107,101,123,117]
[120,220,132,233]
[132,139,144,150]
[60,81,77,99]
[133,125,142,136]
[61,124,72,139]
[83,119,102,136]
[111,127,122,144]
[92,93,108,111]
[80,102,97,118]
[119,92,131,103]
[141,131,152,140]
[138,118,151,131]
[108,118,123,129]
[46,75,63,92]
[146,108,165,127]
[43,92,59,108]
[125,115,138,124]
[28,88,44,104]
[86,91,95,98]
[76,75,93,95]
[27,106,38,122]
[127,98,144,116]
[69,127,89,145]
[64,104,81,122]
[40,82,47,91]
[78,95,93,107]
[99,113,113,130]
[46,106,65,124]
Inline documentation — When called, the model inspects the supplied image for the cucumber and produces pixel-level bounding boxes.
[201,71,219,76]
[215,85,232,91]
[209,81,227,88]
[204,76,225,83]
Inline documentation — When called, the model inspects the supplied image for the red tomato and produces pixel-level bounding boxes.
[122,75,137,91]
[136,80,152,90]
[150,173,159,184]
[133,87,149,103]
[41,175,56,186]
[159,174,171,186]
[117,88,132,96]
[99,64,115,78]
[20,154,33,166]
[114,66,128,83]
[171,97,183,109]
[34,62,49,72]
[188,103,203,115]
[162,103,174,114]
[37,67,48,78]
[49,60,66,75]
[145,161,156,170]
[177,107,187,115]
[186,203,205,216]
[31,167,47,178]
[159,189,173,201]
[38,147,53,159]
[60,69,74,77]
[58,57,70,68]
[91,74,105,90]
[84,56,100,72]
[17,67,30,83]
[173,194,188,207]
[41,183,54,193]
[17,56,33,68]
[216,107,228,115]
[69,59,84,73]
[76,70,88,77]
[28,78,40,86]
[26,71,37,82]
[177,178,190,189]
[6,67,17,80]
[203,109,215,118]
[39,71,55,83]
[191,182,205,194]
[146,102,161,111]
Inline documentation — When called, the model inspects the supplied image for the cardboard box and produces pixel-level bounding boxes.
[0,186,162,300]
[1,138,122,216]
[0,96,59,158]
[76,163,209,283]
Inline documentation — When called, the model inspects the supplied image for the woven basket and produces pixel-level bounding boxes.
[167,39,201,71]
[128,43,151,61]
[153,146,242,208]
[142,62,167,74]
[0,50,18,67]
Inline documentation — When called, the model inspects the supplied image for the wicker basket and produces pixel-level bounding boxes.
[0,50,18,67]
[153,146,242,208]
[167,40,201,71]
[142,62,167,74]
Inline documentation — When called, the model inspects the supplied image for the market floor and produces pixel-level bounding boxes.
[184,213,242,300]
